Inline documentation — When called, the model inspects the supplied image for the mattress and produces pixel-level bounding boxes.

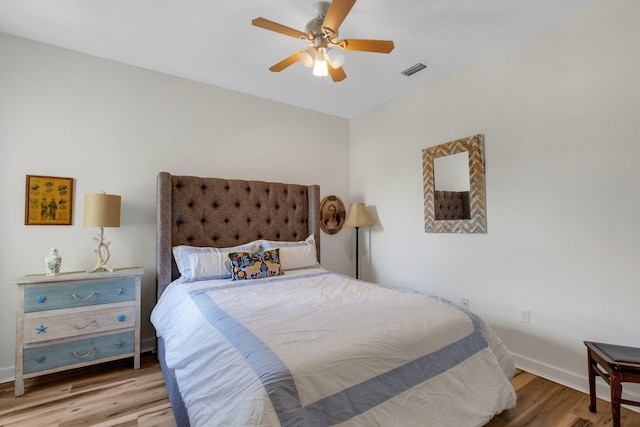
[151,268,516,426]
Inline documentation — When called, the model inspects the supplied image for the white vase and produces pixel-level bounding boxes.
[45,247,61,276]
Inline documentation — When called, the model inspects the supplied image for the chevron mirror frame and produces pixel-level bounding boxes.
[422,134,487,233]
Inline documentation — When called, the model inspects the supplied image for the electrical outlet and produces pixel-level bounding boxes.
[461,297,469,311]
[519,309,530,324]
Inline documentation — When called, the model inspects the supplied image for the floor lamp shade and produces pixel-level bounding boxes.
[344,203,375,228]
[344,203,375,279]
[84,194,121,227]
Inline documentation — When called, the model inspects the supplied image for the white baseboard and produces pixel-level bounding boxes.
[0,366,13,386]
[512,351,640,414]
[141,336,157,354]
[0,337,157,386]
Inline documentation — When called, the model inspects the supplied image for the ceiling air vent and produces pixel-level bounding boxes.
[401,62,429,77]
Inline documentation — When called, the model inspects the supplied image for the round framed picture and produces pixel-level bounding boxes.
[320,195,346,234]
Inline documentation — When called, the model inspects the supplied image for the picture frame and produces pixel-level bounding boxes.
[320,195,346,234]
[422,134,486,233]
[25,175,74,225]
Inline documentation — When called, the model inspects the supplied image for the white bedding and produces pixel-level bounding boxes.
[151,268,516,426]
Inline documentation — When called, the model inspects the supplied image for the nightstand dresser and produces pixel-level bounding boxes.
[14,267,143,396]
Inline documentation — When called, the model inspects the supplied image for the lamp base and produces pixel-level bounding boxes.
[355,226,360,280]
[88,227,114,273]
[88,263,114,273]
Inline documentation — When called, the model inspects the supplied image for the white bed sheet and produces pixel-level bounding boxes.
[151,268,516,426]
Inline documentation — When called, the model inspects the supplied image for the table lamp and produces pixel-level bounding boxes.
[84,193,121,273]
[344,202,375,279]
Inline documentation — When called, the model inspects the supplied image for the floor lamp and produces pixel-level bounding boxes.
[344,203,375,279]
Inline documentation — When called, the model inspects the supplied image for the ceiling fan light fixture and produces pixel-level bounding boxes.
[313,58,329,77]
[300,47,318,68]
[252,0,394,83]
[326,48,345,68]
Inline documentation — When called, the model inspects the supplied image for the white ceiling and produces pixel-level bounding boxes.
[0,0,600,119]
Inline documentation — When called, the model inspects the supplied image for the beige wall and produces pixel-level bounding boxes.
[2,0,639,403]
[0,33,351,381]
[350,0,640,396]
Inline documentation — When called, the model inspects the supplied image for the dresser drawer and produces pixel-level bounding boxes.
[23,330,135,374]
[23,304,136,344]
[24,278,135,312]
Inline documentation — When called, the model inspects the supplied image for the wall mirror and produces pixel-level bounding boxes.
[422,134,487,233]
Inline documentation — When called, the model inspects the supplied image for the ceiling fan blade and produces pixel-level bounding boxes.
[322,0,356,36]
[327,61,347,82]
[252,17,306,39]
[269,51,301,72]
[340,39,394,53]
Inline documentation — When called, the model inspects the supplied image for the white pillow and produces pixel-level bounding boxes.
[258,234,319,271]
[172,242,259,282]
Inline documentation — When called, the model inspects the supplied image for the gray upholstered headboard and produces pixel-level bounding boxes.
[156,172,321,298]
[434,190,471,220]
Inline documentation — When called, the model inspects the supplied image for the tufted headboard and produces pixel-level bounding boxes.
[434,191,471,220]
[156,172,321,299]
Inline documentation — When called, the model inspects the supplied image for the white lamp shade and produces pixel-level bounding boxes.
[326,48,345,68]
[313,59,329,77]
[300,47,317,68]
[344,203,375,227]
[84,193,121,227]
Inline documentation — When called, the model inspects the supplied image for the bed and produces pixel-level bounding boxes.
[152,172,517,427]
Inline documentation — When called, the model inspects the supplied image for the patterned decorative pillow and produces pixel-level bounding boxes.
[228,248,283,280]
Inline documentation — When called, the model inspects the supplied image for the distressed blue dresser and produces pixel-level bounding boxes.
[14,267,143,396]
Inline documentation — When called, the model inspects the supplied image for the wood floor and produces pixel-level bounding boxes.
[486,370,640,427]
[2,353,640,426]
[0,353,174,427]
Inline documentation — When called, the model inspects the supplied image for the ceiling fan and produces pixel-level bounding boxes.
[252,0,394,82]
